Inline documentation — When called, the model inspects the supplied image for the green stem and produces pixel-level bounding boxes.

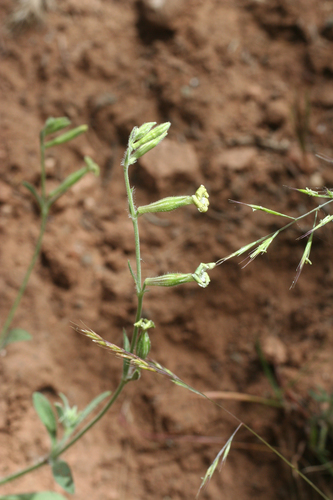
[241,422,332,500]
[0,455,48,486]
[130,291,144,353]
[40,130,46,201]
[123,152,145,354]
[123,164,141,292]
[0,210,48,349]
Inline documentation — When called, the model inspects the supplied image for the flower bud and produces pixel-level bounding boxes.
[132,122,170,149]
[47,160,99,205]
[145,273,195,288]
[130,132,168,161]
[127,122,171,164]
[137,195,193,215]
[43,117,71,136]
[133,122,156,142]
[136,332,151,359]
[44,125,88,149]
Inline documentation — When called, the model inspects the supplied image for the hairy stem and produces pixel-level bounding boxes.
[123,150,146,355]
[123,164,141,292]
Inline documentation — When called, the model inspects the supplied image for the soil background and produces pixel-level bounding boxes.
[1,0,333,499]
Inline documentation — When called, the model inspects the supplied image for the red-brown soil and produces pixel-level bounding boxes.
[1,0,333,499]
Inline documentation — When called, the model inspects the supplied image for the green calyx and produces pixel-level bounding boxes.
[145,273,195,288]
[137,185,209,216]
[136,331,151,359]
[144,262,216,289]
[137,195,193,215]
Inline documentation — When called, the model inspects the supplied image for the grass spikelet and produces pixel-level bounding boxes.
[75,326,207,397]
[293,187,333,199]
[230,200,295,219]
[290,213,316,289]
[298,214,333,240]
[215,240,260,265]
[241,231,279,268]
[197,424,242,497]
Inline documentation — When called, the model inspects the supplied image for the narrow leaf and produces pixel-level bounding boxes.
[123,329,130,352]
[43,116,71,136]
[255,340,283,400]
[47,166,92,206]
[197,424,242,497]
[32,393,57,444]
[52,460,74,494]
[122,328,131,378]
[44,125,88,149]
[22,182,42,208]
[3,328,32,347]
[127,260,137,284]
[75,391,111,427]
[54,403,65,422]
